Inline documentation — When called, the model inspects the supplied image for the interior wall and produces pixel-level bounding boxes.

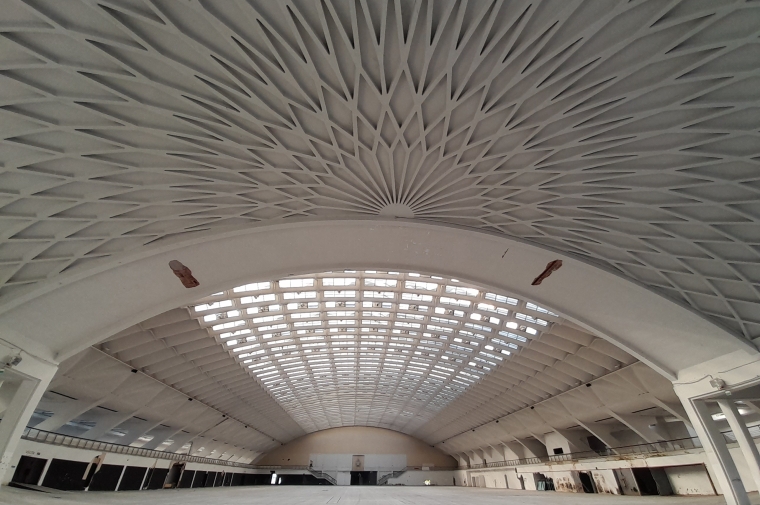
[308,453,407,472]
[664,465,715,496]
[386,470,456,486]
[256,426,456,468]
[544,432,574,455]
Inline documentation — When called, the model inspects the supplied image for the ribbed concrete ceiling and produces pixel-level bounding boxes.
[48,269,639,459]
[189,270,567,434]
[1,0,759,343]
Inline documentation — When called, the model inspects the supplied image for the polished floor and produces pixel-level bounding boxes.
[2,486,760,505]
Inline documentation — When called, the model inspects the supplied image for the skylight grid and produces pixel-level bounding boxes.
[190,271,559,433]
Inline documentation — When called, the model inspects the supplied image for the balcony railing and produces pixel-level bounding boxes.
[462,437,703,470]
[21,427,256,468]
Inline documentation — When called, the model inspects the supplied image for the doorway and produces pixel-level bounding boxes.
[578,471,596,493]
[164,462,184,489]
[350,471,376,485]
[10,456,46,485]
[534,472,555,491]
[632,467,673,496]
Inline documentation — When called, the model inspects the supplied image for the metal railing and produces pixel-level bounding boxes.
[21,427,257,469]
[308,469,337,485]
[378,469,407,485]
[462,437,703,470]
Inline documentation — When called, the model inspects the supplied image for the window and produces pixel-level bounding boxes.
[279,279,315,288]
[188,270,556,431]
[365,278,397,287]
[405,281,438,291]
[484,293,518,305]
[234,281,271,293]
[445,285,479,297]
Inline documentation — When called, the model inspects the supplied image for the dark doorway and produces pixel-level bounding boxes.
[178,469,195,488]
[578,471,596,493]
[205,471,217,487]
[534,472,555,491]
[632,467,672,496]
[192,471,206,488]
[118,467,147,491]
[243,473,266,485]
[553,448,564,455]
[146,467,169,490]
[164,462,184,489]
[88,464,124,491]
[650,468,674,496]
[11,456,46,485]
[214,471,224,486]
[41,459,90,491]
[142,468,153,490]
[350,471,376,485]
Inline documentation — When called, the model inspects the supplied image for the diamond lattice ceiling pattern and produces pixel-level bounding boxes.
[1,0,759,341]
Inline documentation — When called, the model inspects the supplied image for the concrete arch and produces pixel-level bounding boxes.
[0,219,754,378]
[256,426,456,467]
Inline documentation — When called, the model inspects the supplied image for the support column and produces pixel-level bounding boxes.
[717,399,760,493]
[0,356,58,485]
[689,400,750,505]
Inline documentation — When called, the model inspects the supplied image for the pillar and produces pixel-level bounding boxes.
[717,399,760,492]
[0,355,58,485]
[688,400,750,505]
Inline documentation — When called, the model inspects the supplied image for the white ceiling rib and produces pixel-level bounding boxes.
[0,0,758,341]
[35,345,285,461]
[98,310,306,443]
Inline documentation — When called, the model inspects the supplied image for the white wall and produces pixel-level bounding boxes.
[310,453,351,471]
[665,465,715,496]
[615,468,640,495]
[386,470,456,486]
[336,471,350,486]
[505,470,522,489]
[463,447,725,497]
[257,426,455,468]
[591,469,621,494]
[309,453,406,472]
[364,454,406,471]
[551,470,583,493]
[544,432,572,455]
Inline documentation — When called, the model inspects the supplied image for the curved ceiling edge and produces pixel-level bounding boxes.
[0,220,754,377]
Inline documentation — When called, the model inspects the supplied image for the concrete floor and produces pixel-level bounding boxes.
[2,486,760,505]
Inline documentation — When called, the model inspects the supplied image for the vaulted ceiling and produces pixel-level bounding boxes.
[1,0,759,343]
[36,269,647,461]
